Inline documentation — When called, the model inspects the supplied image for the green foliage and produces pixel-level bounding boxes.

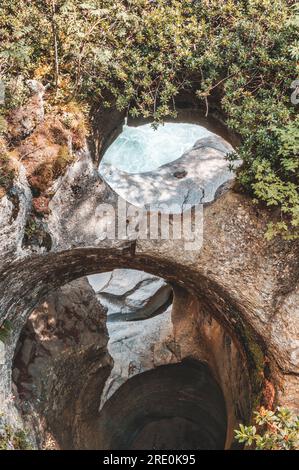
[0,0,298,236]
[235,407,299,450]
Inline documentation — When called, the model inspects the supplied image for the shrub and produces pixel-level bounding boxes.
[235,406,299,450]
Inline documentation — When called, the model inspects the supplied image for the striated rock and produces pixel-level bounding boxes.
[47,149,119,249]
[0,163,32,255]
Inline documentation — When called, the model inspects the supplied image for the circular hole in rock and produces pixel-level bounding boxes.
[100,123,213,174]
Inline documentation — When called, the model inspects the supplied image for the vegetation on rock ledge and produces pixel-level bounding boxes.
[0,0,298,237]
[0,320,12,344]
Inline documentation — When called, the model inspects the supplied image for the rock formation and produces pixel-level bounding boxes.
[0,94,298,450]
[100,134,238,210]
[91,269,175,408]
[97,362,228,450]
[12,271,251,449]
[12,278,111,449]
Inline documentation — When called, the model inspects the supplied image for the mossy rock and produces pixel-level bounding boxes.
[0,320,12,344]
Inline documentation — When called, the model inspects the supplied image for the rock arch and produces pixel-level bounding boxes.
[0,97,298,448]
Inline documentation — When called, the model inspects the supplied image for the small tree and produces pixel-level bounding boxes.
[235,407,299,450]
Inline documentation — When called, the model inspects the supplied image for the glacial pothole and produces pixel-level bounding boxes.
[97,361,227,450]
[11,269,251,450]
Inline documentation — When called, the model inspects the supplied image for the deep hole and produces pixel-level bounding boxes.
[97,361,227,450]
[98,119,238,210]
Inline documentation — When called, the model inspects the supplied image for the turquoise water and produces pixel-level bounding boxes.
[99,123,212,174]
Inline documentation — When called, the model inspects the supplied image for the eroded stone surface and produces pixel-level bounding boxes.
[0,164,31,255]
[89,269,175,410]
[100,135,237,210]
[100,306,175,408]
[97,362,228,450]
[10,270,252,449]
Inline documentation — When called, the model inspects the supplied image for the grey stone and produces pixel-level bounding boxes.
[99,134,240,211]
